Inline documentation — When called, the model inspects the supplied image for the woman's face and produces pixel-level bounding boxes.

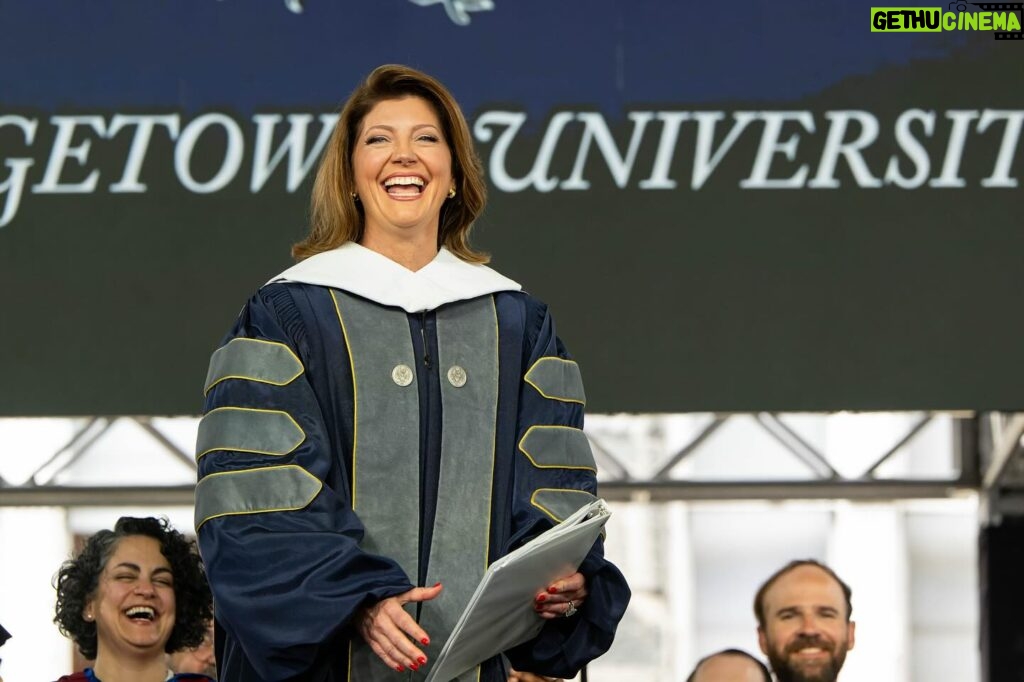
[85,535,176,660]
[352,96,454,246]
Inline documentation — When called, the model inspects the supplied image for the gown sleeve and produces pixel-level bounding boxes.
[503,301,631,678]
[194,285,414,680]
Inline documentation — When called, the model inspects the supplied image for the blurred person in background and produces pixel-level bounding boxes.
[509,667,563,682]
[685,648,771,682]
[0,621,10,682]
[754,560,856,682]
[53,516,214,682]
[195,63,629,681]
[168,619,216,678]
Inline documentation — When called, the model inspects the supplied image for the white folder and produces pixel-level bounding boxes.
[423,498,611,682]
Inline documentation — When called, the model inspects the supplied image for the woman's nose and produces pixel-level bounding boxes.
[134,580,156,596]
[392,141,417,165]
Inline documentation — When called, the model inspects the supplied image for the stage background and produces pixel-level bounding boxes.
[1,0,1021,416]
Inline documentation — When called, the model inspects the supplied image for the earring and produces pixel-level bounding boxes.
[84,612,94,622]
[351,192,360,202]
[447,187,456,199]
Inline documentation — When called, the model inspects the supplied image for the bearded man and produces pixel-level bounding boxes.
[754,560,855,682]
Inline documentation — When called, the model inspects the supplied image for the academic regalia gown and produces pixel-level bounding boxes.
[195,243,630,681]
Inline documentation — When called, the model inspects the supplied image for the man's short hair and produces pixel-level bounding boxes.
[685,648,772,682]
[753,559,853,629]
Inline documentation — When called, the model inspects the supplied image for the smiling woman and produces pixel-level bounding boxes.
[195,64,630,681]
[52,517,213,682]
[351,96,456,269]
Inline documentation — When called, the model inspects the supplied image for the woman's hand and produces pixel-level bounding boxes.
[356,582,443,673]
[533,571,587,620]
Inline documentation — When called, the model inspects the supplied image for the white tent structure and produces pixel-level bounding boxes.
[1,410,1007,681]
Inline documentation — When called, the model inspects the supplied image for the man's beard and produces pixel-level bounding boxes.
[767,634,849,682]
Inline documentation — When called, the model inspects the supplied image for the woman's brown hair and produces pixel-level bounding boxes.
[294,64,488,263]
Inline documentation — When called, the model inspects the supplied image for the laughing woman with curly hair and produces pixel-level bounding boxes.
[53,516,214,682]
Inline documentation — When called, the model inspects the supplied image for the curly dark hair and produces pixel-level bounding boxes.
[53,516,212,660]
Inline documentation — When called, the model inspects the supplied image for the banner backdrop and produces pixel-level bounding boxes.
[1,0,1021,415]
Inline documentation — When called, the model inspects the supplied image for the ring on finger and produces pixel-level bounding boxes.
[564,600,577,617]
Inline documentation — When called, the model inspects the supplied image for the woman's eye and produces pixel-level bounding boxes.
[366,135,387,144]
[418,134,439,143]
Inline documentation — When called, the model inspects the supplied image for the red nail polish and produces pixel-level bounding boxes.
[418,656,427,665]
[410,663,419,671]
[434,582,442,587]
[547,586,558,594]
[536,594,547,602]
[396,665,404,672]
[421,637,430,645]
